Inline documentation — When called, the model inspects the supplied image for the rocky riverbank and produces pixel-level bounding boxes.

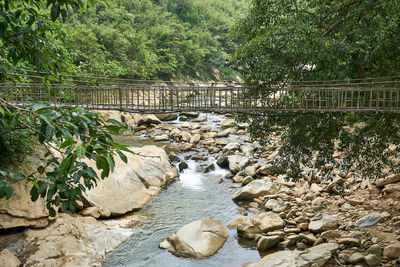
[106,110,400,266]
[1,110,400,266]
[0,138,178,266]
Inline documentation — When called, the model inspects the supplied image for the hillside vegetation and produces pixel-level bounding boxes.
[66,0,248,80]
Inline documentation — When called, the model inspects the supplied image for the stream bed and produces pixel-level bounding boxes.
[105,114,263,267]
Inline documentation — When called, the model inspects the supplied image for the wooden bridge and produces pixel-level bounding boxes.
[1,70,400,114]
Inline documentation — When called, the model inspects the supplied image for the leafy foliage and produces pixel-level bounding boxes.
[243,112,400,180]
[0,112,34,167]
[0,0,95,74]
[66,0,248,80]
[232,0,400,83]
[0,102,131,216]
[233,0,400,180]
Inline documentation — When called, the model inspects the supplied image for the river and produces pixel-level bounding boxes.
[105,114,263,267]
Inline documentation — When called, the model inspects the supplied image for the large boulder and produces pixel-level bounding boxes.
[180,111,199,118]
[160,217,228,258]
[232,180,279,200]
[217,153,230,168]
[228,155,250,173]
[84,145,179,217]
[238,212,285,239]
[155,113,178,121]
[132,114,161,126]
[22,213,134,266]
[0,181,49,229]
[154,134,169,142]
[94,110,124,123]
[256,164,281,176]
[221,119,235,128]
[0,249,20,267]
[245,243,339,267]
[223,142,240,152]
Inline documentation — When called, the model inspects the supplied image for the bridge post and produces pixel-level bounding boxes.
[118,87,123,111]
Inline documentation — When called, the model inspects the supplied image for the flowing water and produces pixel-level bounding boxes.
[105,114,262,267]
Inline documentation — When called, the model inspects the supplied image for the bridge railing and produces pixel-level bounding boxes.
[1,71,400,113]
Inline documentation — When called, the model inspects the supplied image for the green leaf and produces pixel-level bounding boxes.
[30,186,39,201]
[14,9,22,19]
[50,3,61,22]
[39,113,53,125]
[38,183,48,197]
[60,139,77,149]
[60,9,67,23]
[65,143,76,154]
[0,107,5,117]
[49,207,56,217]
[69,202,76,213]
[37,166,45,174]
[46,0,54,8]
[0,22,8,36]
[106,154,115,172]
[45,124,55,141]
[32,103,51,112]
[96,156,109,179]
[58,156,74,178]
[116,150,128,163]
[62,201,69,211]
[106,119,123,126]
[5,186,13,200]
[9,173,25,180]
[9,113,19,128]
[38,123,47,144]
[27,15,35,26]
[112,144,133,154]
[75,145,86,159]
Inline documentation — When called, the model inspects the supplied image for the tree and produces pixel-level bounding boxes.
[232,0,400,180]
[0,0,97,75]
[232,0,400,83]
[0,0,132,216]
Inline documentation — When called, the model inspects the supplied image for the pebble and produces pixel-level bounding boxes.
[338,237,361,247]
[249,202,259,208]
[364,254,381,266]
[355,213,385,228]
[298,223,309,231]
[284,228,301,234]
[348,252,364,264]
[298,233,316,244]
[313,237,324,246]
[367,244,382,256]
[296,242,308,249]
[383,243,400,259]
[257,235,280,250]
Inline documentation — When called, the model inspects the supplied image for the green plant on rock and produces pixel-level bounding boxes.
[0,100,131,216]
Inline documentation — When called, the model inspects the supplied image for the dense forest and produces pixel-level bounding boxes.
[63,0,248,80]
[1,0,248,80]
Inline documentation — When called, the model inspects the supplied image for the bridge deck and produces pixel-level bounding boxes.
[1,73,400,114]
